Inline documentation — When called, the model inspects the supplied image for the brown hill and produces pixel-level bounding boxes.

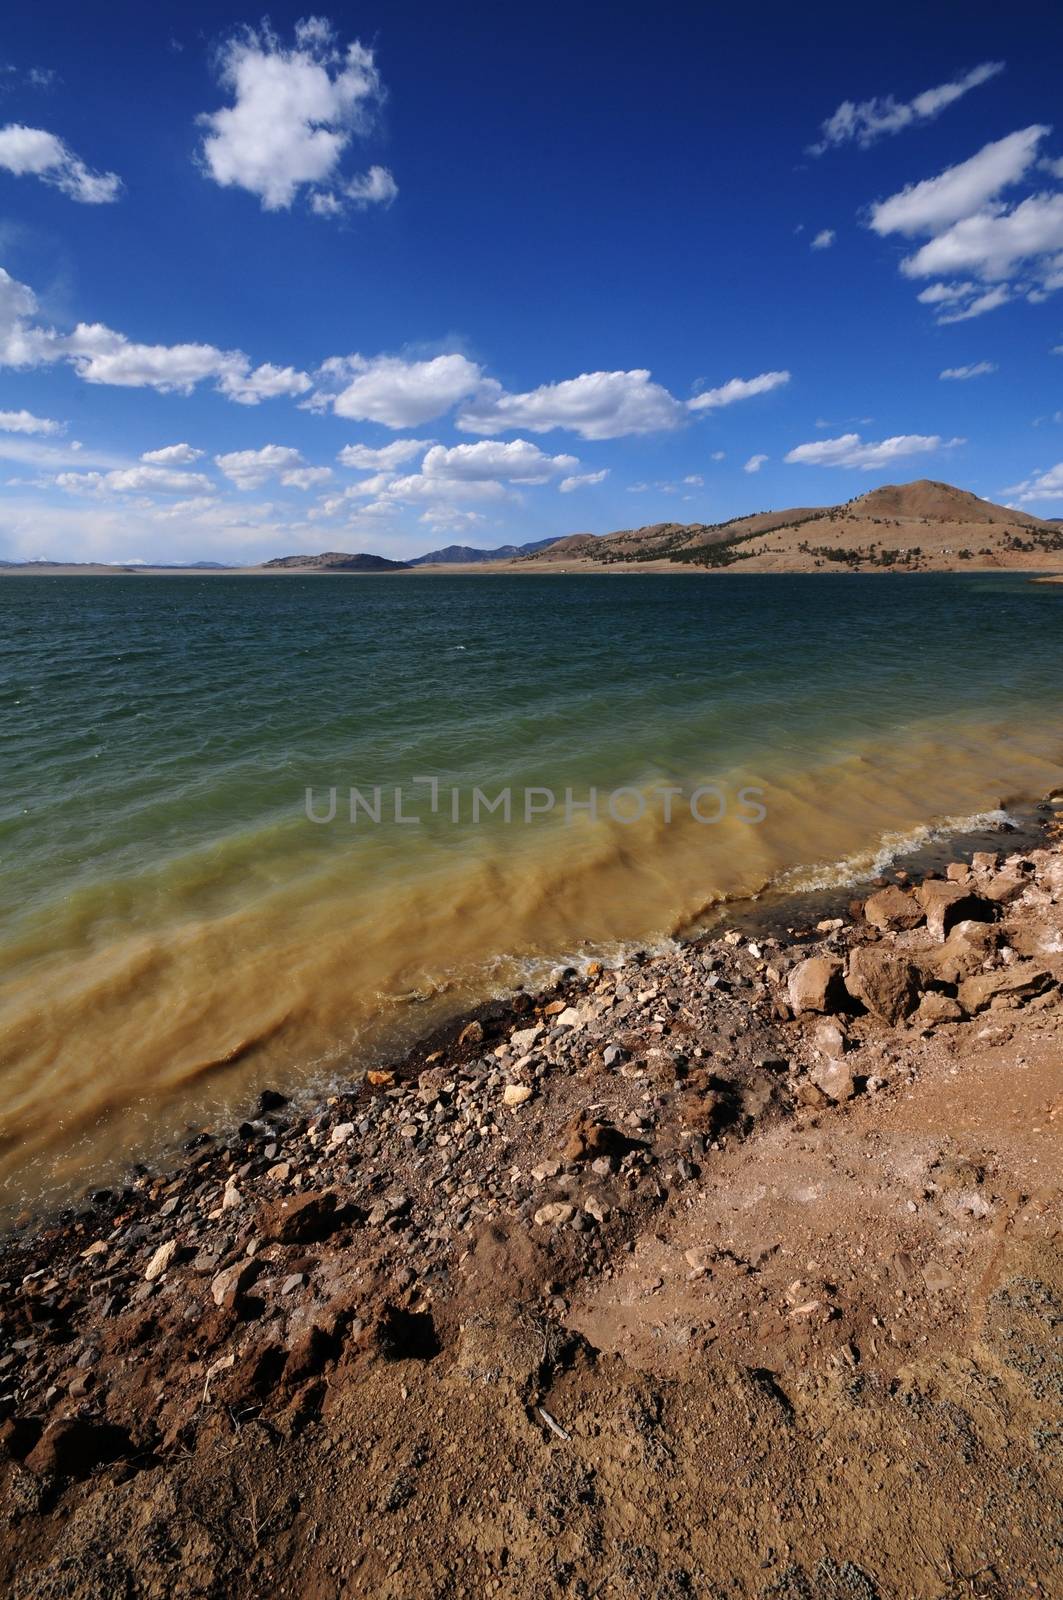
[516,480,1062,574]
[260,551,410,572]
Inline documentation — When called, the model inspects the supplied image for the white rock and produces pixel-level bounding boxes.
[144,1239,178,1281]
[503,1083,533,1108]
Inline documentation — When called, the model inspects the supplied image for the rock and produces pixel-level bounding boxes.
[945,862,970,883]
[787,956,845,1015]
[211,1259,259,1309]
[796,1081,829,1108]
[684,1247,713,1274]
[603,1045,625,1067]
[863,886,924,932]
[330,1122,354,1145]
[554,1007,581,1029]
[926,920,1000,984]
[81,1240,108,1259]
[958,963,1054,1014]
[845,945,920,1024]
[916,880,993,940]
[257,1088,288,1113]
[25,1418,132,1480]
[221,1179,242,1210]
[533,1203,575,1227]
[510,1023,543,1053]
[531,1160,562,1182]
[457,1019,484,1046]
[812,1018,848,1059]
[144,1239,178,1281]
[809,1058,854,1103]
[366,1070,395,1088]
[256,1190,339,1245]
[971,851,999,873]
[980,872,1026,906]
[913,992,963,1028]
[922,1261,954,1292]
[502,1084,533,1108]
[583,1195,609,1224]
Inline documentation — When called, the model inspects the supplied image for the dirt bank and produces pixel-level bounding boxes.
[1,822,1061,1599]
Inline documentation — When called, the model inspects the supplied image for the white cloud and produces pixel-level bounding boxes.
[217,362,312,404]
[215,445,304,489]
[458,370,685,439]
[784,432,963,469]
[417,507,487,534]
[934,285,1013,323]
[337,438,431,470]
[311,164,398,217]
[900,192,1063,281]
[420,439,578,483]
[140,442,204,465]
[939,361,997,380]
[0,264,311,402]
[811,229,835,250]
[682,473,704,486]
[559,469,609,492]
[869,126,1046,238]
[320,353,482,427]
[0,122,122,202]
[57,465,216,495]
[688,370,791,413]
[198,21,391,216]
[710,450,726,461]
[810,62,1003,154]
[0,407,61,435]
[744,454,768,473]
[280,465,333,490]
[1002,462,1063,502]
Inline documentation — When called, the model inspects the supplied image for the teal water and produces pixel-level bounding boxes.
[1,572,1061,1205]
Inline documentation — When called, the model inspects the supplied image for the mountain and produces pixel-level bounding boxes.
[259,551,411,572]
[407,536,562,565]
[516,480,1062,574]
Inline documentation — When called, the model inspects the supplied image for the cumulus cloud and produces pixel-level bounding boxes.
[215,445,305,489]
[419,439,578,484]
[0,264,311,402]
[337,438,431,470]
[0,122,122,202]
[197,20,392,216]
[939,361,997,380]
[316,353,482,428]
[811,229,835,250]
[784,432,963,469]
[0,407,61,435]
[810,62,1003,154]
[281,465,333,489]
[688,370,790,413]
[140,443,204,465]
[1003,462,1063,502]
[869,127,1046,238]
[57,465,216,495]
[744,454,768,473]
[458,370,685,439]
[559,469,609,492]
[900,192,1063,282]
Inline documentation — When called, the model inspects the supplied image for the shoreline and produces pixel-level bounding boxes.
[1,803,1060,1593]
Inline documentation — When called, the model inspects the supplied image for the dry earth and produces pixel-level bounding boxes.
[1,824,1061,1599]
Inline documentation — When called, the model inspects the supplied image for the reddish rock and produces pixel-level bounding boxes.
[787,956,845,1015]
[256,1190,340,1245]
[845,945,920,1024]
[25,1417,132,1480]
[958,963,1054,1014]
[863,885,924,932]
[916,880,994,940]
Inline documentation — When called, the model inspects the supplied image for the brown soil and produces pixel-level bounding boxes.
[1,831,1061,1599]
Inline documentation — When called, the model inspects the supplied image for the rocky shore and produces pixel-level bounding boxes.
[1,817,1061,1598]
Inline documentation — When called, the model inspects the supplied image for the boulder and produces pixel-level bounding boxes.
[979,872,1026,906]
[958,963,1054,1015]
[916,880,994,940]
[845,945,920,1024]
[256,1190,339,1245]
[945,862,970,883]
[787,956,845,1015]
[863,886,924,932]
[811,1018,848,1059]
[923,919,1000,984]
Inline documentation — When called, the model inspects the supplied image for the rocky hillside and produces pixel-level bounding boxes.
[517,480,1063,574]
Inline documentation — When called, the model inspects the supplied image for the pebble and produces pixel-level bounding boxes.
[144,1240,178,1281]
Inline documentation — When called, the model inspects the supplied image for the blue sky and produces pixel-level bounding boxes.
[1,0,1062,563]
